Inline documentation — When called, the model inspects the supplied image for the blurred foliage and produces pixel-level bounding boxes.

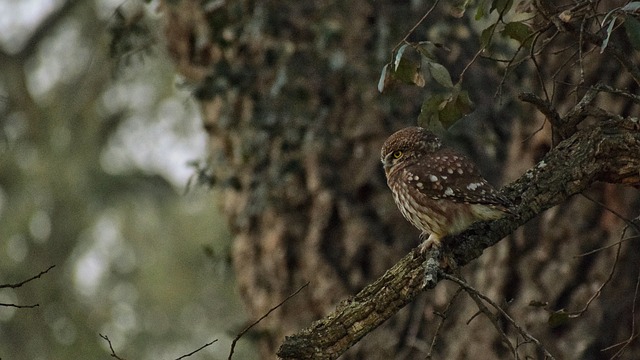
[0,1,254,359]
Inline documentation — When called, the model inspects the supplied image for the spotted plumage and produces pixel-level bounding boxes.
[381,126,511,251]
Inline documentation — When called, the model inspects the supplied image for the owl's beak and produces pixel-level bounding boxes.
[382,154,393,175]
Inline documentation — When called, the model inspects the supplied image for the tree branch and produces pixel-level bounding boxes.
[277,117,640,359]
[0,265,55,289]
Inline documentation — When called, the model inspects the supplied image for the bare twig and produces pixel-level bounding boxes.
[563,86,600,132]
[99,334,127,360]
[575,205,640,258]
[530,44,552,107]
[518,92,562,128]
[426,287,463,358]
[0,302,39,309]
[463,282,517,357]
[0,265,56,309]
[396,293,430,358]
[228,282,309,360]
[440,272,556,360]
[573,235,639,258]
[581,193,640,232]
[568,242,622,318]
[0,265,55,289]
[391,0,440,54]
[175,339,218,360]
[602,265,640,359]
[100,328,217,360]
[594,84,640,105]
[495,28,542,102]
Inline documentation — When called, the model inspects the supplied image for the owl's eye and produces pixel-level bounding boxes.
[392,151,403,159]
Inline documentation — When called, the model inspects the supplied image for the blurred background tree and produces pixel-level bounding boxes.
[0,1,255,359]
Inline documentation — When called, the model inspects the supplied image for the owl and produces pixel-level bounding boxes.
[381,126,511,252]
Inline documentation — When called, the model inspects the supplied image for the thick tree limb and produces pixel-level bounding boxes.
[277,117,640,359]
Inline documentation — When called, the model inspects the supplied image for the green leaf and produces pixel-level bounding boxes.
[428,62,454,88]
[439,89,474,128]
[394,44,410,71]
[418,94,447,131]
[601,18,616,53]
[491,0,513,14]
[418,87,474,130]
[456,89,474,113]
[548,309,570,328]
[503,21,532,48]
[393,57,425,87]
[480,24,497,48]
[416,41,438,61]
[475,0,489,20]
[622,2,640,12]
[624,15,640,50]
[451,0,473,18]
[528,300,548,307]
[377,63,390,93]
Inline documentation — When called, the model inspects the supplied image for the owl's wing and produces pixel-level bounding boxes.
[405,149,511,209]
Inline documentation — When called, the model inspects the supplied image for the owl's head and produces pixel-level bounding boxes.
[381,127,442,175]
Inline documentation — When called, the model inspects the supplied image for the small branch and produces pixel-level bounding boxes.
[462,280,517,357]
[100,333,217,360]
[602,263,640,359]
[563,19,640,85]
[518,92,562,129]
[0,265,55,308]
[562,85,600,136]
[0,265,55,289]
[568,242,622,318]
[441,272,556,359]
[176,339,218,360]
[100,334,127,360]
[0,302,39,309]
[231,282,309,360]
[573,235,638,258]
[426,287,463,358]
[581,193,635,227]
[459,3,511,82]
[594,84,640,105]
[391,0,440,54]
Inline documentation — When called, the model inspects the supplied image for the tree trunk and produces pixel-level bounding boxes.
[160,1,640,358]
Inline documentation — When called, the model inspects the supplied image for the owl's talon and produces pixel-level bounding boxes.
[418,233,440,253]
